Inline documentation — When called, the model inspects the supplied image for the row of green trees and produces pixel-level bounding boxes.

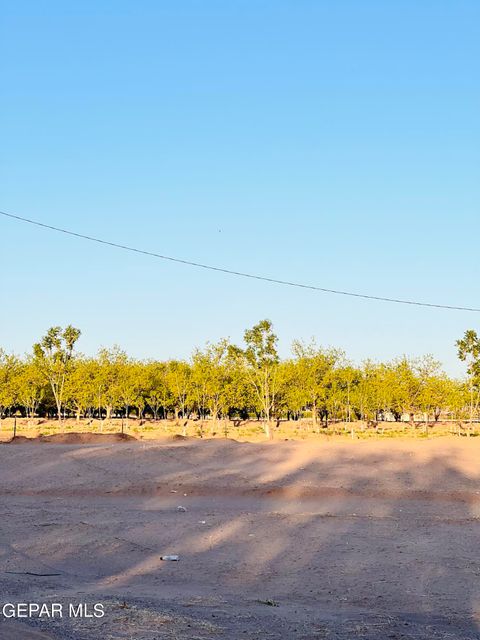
[1,321,479,435]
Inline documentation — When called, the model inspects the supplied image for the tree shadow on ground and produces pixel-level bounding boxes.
[0,439,480,639]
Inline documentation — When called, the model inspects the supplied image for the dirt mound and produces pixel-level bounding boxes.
[6,435,41,445]
[6,432,136,445]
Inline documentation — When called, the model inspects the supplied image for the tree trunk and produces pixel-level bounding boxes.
[470,384,474,425]
[264,420,271,439]
[312,401,318,432]
[56,398,63,430]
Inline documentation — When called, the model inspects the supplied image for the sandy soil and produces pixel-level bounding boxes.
[0,436,479,639]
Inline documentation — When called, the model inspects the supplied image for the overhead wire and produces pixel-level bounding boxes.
[1,209,478,312]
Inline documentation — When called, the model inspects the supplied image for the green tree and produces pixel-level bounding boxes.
[15,359,46,420]
[234,319,279,438]
[167,360,192,423]
[144,361,172,421]
[280,359,305,421]
[64,357,100,421]
[96,346,127,422]
[291,340,340,430]
[419,374,455,422]
[335,364,360,423]
[0,350,20,426]
[116,357,140,424]
[33,325,81,422]
[355,360,383,422]
[192,339,232,426]
[457,330,480,423]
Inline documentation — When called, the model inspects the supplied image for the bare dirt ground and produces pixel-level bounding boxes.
[0,437,479,639]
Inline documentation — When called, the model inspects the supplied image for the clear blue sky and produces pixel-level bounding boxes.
[1,1,479,375]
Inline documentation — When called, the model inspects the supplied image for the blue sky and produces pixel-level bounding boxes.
[1,1,479,375]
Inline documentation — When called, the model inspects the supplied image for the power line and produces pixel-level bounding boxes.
[1,209,478,312]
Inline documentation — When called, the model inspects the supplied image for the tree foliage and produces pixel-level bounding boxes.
[33,325,81,422]
[1,323,478,428]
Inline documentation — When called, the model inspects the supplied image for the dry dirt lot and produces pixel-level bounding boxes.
[0,436,479,639]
